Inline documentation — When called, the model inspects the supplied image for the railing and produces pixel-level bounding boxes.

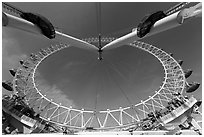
[21,115,37,127]
[2,99,37,128]
[160,96,197,124]
[2,99,62,133]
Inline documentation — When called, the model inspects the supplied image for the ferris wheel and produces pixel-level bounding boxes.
[2,2,202,135]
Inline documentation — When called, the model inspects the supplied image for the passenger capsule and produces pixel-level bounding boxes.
[20,12,55,39]
[178,60,183,65]
[195,100,202,107]
[19,60,29,69]
[20,60,24,65]
[186,82,200,93]
[9,68,17,76]
[137,11,167,38]
[2,80,13,91]
[184,69,193,78]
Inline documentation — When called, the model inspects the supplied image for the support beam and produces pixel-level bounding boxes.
[81,112,84,128]
[102,3,202,51]
[191,118,202,130]
[120,108,123,125]
[3,12,98,51]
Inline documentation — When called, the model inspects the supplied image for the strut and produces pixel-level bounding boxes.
[98,34,103,60]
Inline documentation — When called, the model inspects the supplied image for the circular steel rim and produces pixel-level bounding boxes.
[12,38,186,130]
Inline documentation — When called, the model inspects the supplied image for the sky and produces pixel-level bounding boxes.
[2,2,202,114]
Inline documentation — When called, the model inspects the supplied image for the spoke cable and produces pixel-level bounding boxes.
[104,59,142,121]
[96,2,102,36]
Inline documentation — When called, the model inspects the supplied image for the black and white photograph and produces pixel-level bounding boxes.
[2,2,202,135]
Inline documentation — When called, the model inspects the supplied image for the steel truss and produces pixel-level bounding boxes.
[12,38,187,130]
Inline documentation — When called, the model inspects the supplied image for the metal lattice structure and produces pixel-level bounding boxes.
[2,2,202,134]
[12,39,186,130]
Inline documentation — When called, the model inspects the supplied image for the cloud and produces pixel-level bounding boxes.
[35,70,76,108]
[2,30,28,96]
[2,31,28,70]
[2,30,76,108]
[63,61,87,70]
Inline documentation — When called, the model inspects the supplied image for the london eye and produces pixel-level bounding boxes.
[2,2,202,135]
